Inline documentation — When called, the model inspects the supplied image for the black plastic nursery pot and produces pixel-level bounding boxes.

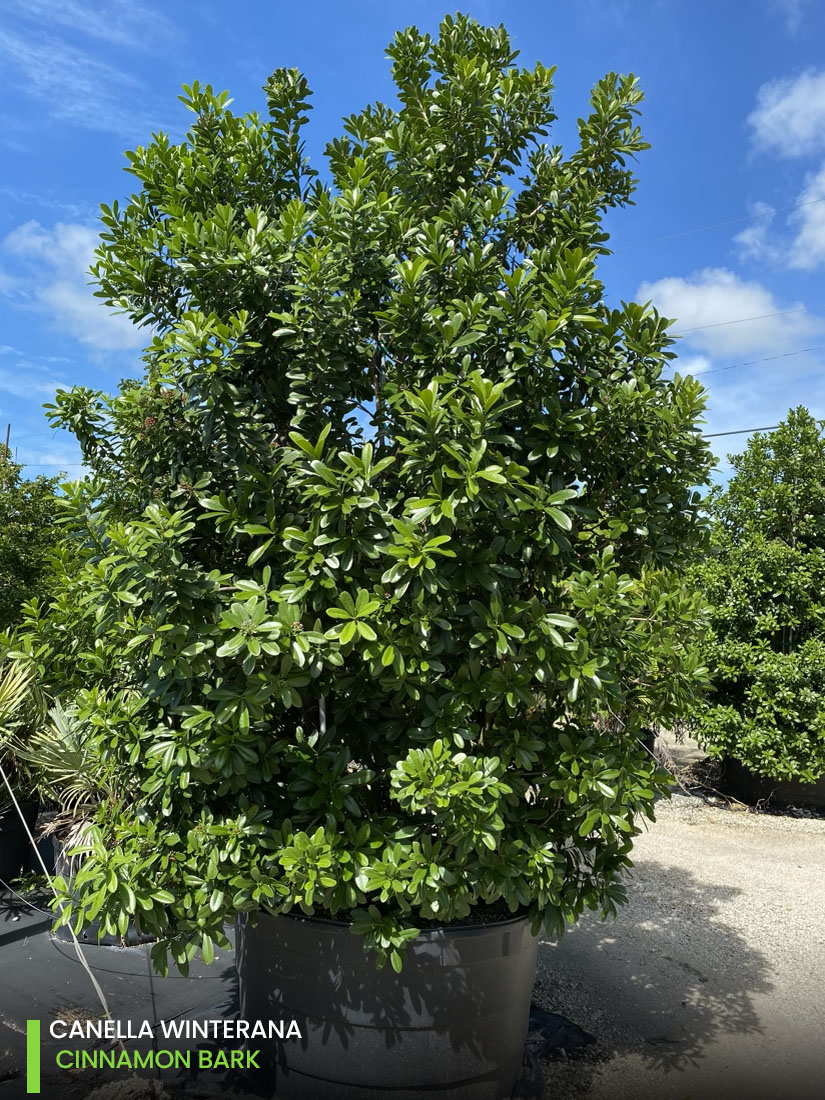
[640,729,657,757]
[722,757,825,809]
[236,910,538,1100]
[0,799,38,886]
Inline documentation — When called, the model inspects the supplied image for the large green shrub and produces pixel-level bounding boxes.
[691,407,825,782]
[17,15,711,973]
[0,452,61,632]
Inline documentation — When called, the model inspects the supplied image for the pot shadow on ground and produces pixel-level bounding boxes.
[0,886,31,925]
[533,860,773,1093]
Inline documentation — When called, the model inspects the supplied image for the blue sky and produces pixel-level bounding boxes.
[1,0,824,481]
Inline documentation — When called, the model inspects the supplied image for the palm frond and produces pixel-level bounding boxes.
[11,700,117,817]
[0,659,33,731]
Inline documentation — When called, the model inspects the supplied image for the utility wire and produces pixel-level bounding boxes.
[678,307,804,333]
[6,306,816,429]
[614,196,825,253]
[9,308,822,467]
[698,344,825,376]
[705,425,779,438]
[14,425,789,463]
[11,307,810,418]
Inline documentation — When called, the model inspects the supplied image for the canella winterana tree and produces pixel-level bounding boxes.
[16,15,712,973]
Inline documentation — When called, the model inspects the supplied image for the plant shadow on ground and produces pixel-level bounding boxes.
[0,885,52,946]
[167,966,270,1100]
[532,860,773,1096]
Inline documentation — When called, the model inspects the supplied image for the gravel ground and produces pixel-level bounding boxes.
[532,785,825,1100]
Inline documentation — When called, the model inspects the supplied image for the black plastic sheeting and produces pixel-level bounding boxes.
[0,895,595,1100]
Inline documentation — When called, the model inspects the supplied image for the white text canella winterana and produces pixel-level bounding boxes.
[48,1019,302,1040]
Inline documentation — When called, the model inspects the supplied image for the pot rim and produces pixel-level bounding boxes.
[252,908,533,939]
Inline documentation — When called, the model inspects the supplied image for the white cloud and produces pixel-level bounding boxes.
[788,163,825,269]
[4,0,175,52]
[771,0,810,33]
[673,354,712,377]
[0,365,65,399]
[637,268,822,356]
[0,348,72,401]
[733,202,781,262]
[0,30,162,137]
[5,221,91,263]
[0,269,19,295]
[2,221,146,352]
[731,190,825,271]
[748,69,825,158]
[0,185,92,220]
[742,70,825,269]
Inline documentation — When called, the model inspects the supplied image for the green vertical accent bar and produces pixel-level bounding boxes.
[26,1020,40,1094]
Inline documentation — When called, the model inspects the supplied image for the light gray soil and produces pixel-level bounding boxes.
[533,780,825,1100]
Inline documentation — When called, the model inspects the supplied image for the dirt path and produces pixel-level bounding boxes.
[534,791,825,1100]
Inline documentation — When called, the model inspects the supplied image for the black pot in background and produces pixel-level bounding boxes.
[722,757,825,809]
[237,910,538,1100]
[0,799,39,886]
[639,729,657,757]
[26,816,57,875]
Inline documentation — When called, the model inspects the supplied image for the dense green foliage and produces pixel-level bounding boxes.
[691,407,825,782]
[14,16,712,972]
[0,452,61,632]
[0,455,72,808]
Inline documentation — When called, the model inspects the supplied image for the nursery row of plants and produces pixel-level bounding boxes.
[1,11,822,990]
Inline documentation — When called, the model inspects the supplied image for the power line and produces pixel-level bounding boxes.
[698,344,825,377]
[704,425,779,438]
[8,427,795,465]
[4,307,813,413]
[10,337,821,464]
[14,423,788,461]
[614,196,825,253]
[678,307,804,334]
